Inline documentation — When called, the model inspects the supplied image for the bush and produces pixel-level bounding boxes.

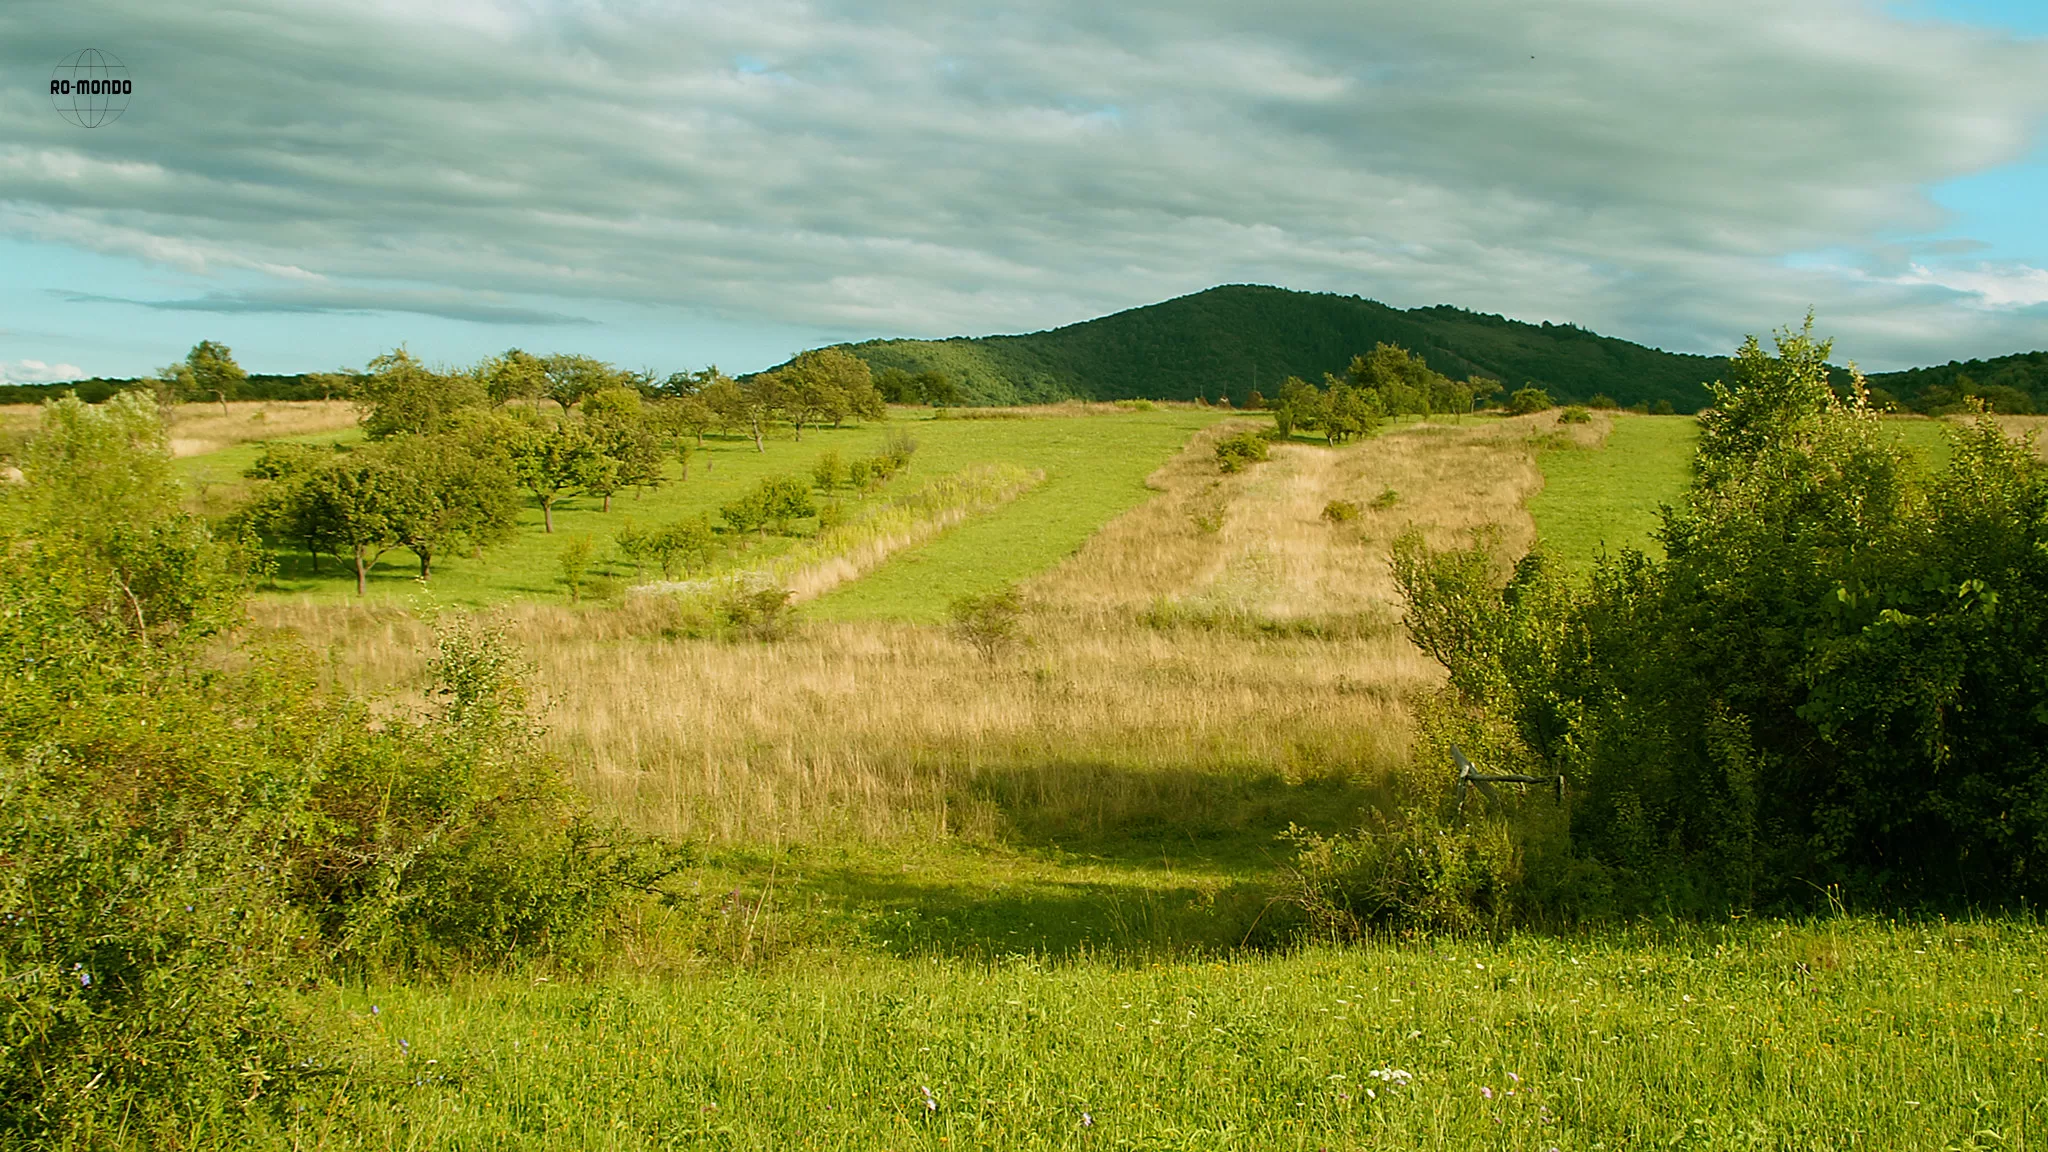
[1507,387,1553,416]
[812,450,845,491]
[1214,430,1269,473]
[1558,405,1591,424]
[1370,487,1400,511]
[1322,499,1360,523]
[1286,813,1522,938]
[1587,394,1619,410]
[949,585,1024,659]
[1395,321,2048,912]
[558,534,594,600]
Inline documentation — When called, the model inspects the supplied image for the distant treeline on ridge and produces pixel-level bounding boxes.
[9,284,2044,415]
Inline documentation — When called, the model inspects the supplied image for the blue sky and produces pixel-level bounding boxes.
[2,0,2045,384]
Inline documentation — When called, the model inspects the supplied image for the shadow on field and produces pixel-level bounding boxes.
[957,759,1385,869]
[811,867,1305,961]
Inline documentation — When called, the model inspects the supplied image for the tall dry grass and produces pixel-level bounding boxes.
[166,400,359,456]
[252,417,1548,847]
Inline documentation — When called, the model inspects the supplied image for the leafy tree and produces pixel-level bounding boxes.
[1272,375,1321,439]
[875,366,918,404]
[949,585,1024,659]
[542,354,623,411]
[651,393,717,449]
[155,340,249,411]
[813,449,847,490]
[482,347,549,408]
[355,346,487,438]
[618,514,718,579]
[720,475,815,536]
[704,371,773,452]
[915,370,960,407]
[1215,430,1269,473]
[293,455,413,594]
[583,386,665,508]
[380,430,521,578]
[509,420,615,532]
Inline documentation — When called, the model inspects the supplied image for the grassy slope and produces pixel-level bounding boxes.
[1532,415,1963,567]
[255,919,2043,1150]
[187,407,1227,612]
[812,409,1232,620]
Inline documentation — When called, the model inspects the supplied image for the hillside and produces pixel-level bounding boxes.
[840,284,1734,411]
[1867,349,2048,414]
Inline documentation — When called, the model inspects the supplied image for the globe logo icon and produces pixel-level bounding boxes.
[51,49,131,128]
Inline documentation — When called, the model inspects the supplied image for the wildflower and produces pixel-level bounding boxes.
[921,1085,937,1113]
[1480,1086,1494,1100]
[1506,1072,1520,1083]
[1081,1112,1093,1128]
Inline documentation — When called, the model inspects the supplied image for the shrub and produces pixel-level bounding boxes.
[558,534,594,600]
[1559,405,1591,424]
[1395,320,2048,912]
[1507,387,1553,416]
[1588,394,1619,410]
[812,450,846,491]
[721,583,796,641]
[1214,430,1269,473]
[1370,487,1400,511]
[1322,499,1360,523]
[949,585,1024,659]
[1286,813,1523,939]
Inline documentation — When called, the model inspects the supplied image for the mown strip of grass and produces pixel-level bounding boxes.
[258,918,2042,1150]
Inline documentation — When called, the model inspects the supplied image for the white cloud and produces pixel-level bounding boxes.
[0,0,2044,368]
[1,358,85,384]
[1894,263,2048,310]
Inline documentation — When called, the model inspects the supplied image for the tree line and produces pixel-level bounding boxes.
[189,341,898,594]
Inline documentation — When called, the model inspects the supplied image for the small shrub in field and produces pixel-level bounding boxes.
[1559,405,1591,424]
[1188,503,1225,534]
[1652,398,1676,415]
[949,585,1024,659]
[811,450,845,491]
[1215,431,1269,473]
[1370,487,1400,511]
[881,430,920,469]
[721,584,795,640]
[1285,811,1522,938]
[722,476,815,535]
[558,534,594,601]
[1507,387,1553,416]
[1588,393,1619,410]
[1322,499,1360,523]
[847,458,877,489]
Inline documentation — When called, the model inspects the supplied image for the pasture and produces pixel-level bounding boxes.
[61,399,2044,1148]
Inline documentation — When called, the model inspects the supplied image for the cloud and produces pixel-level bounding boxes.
[1892,263,2048,310]
[1,358,85,384]
[53,287,593,326]
[1,0,2044,368]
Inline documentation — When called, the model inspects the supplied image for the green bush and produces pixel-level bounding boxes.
[1286,813,1522,939]
[812,450,846,491]
[1370,487,1400,511]
[1214,430,1269,473]
[1559,405,1591,424]
[1395,321,2048,912]
[1507,387,1553,416]
[1322,499,1360,523]
[949,585,1024,659]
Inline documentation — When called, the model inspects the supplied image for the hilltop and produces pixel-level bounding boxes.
[839,284,1734,411]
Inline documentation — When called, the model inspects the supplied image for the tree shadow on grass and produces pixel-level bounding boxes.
[808,867,1305,962]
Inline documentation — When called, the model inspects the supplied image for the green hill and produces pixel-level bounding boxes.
[838,284,1734,411]
[1866,350,2048,414]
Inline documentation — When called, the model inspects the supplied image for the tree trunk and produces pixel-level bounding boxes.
[603,492,612,512]
[417,548,432,580]
[542,496,555,533]
[751,419,764,452]
[354,546,368,596]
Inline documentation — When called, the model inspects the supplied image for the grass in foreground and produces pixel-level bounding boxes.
[221,918,2047,1150]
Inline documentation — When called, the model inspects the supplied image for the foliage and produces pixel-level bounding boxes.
[156,340,249,407]
[1558,405,1591,424]
[1397,320,2048,911]
[1507,387,1553,416]
[948,585,1025,659]
[838,284,1727,410]
[509,420,616,533]
[355,347,487,439]
[1321,499,1359,523]
[557,535,594,601]
[812,449,846,490]
[616,514,719,579]
[1867,349,2048,415]
[1214,429,1269,472]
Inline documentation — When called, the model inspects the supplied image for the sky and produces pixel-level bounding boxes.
[1,0,2045,384]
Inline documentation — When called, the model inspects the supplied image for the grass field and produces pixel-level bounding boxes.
[213,404,1229,613]
[129,402,2048,1148]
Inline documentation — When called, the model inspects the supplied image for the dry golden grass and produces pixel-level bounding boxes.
[1986,414,2048,458]
[165,400,359,456]
[252,415,1548,847]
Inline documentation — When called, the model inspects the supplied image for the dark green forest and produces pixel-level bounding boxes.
[839,285,1736,411]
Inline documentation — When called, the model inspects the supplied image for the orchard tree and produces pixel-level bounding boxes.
[704,371,772,452]
[509,420,615,532]
[356,347,486,438]
[482,348,549,408]
[542,354,622,412]
[582,387,665,508]
[381,431,521,578]
[293,455,412,595]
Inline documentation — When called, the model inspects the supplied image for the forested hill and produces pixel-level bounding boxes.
[838,284,1734,411]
